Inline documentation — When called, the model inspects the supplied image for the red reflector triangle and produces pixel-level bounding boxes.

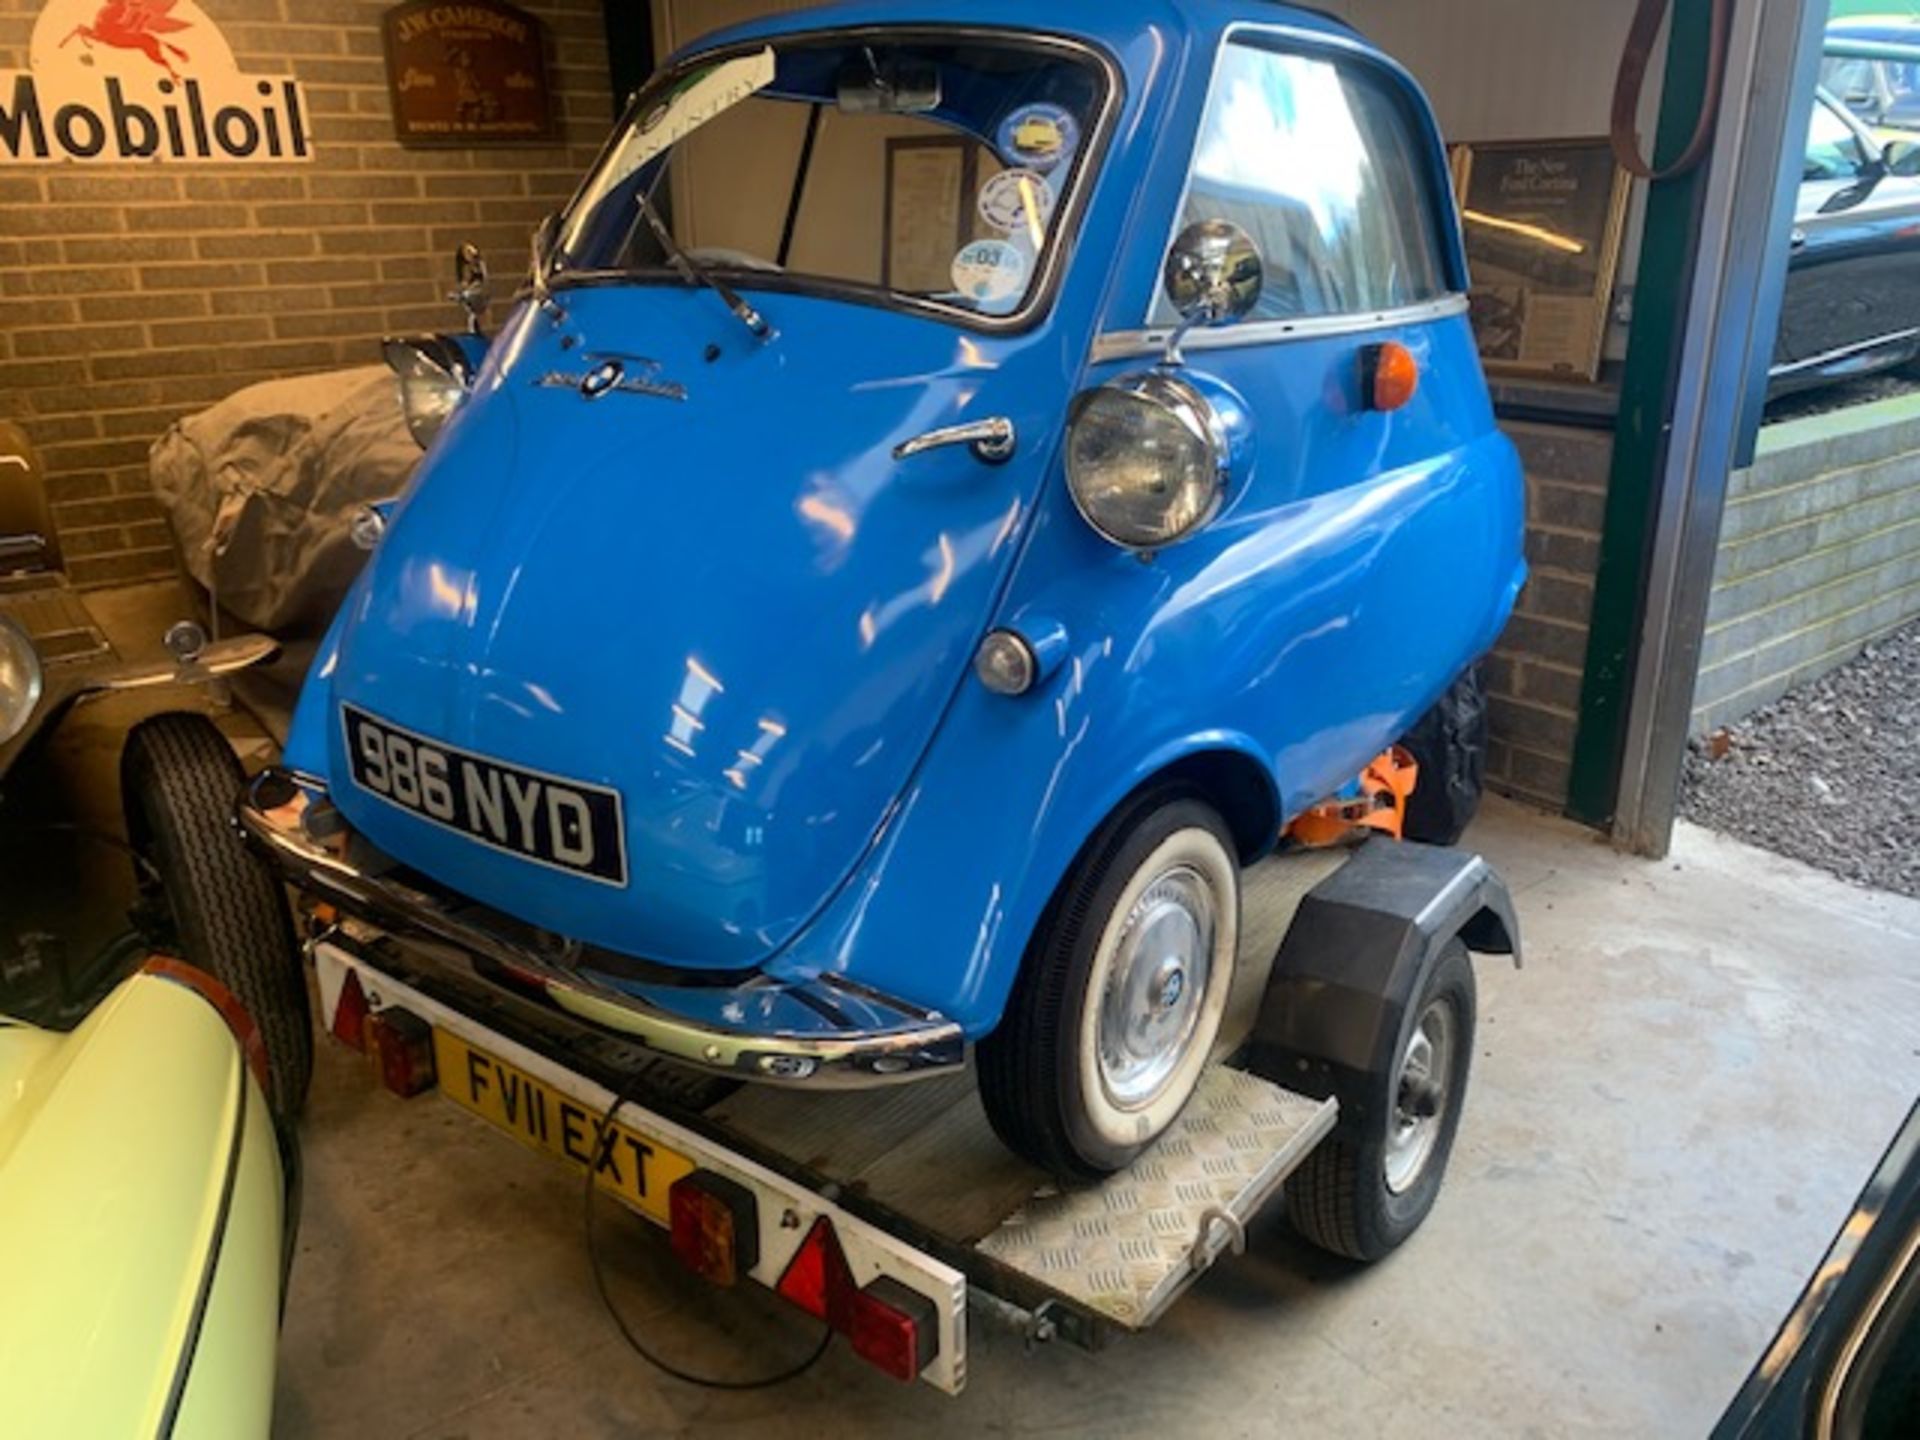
[331,968,370,1052]
[775,1216,855,1326]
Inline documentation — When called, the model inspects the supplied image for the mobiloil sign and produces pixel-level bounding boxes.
[1,0,310,163]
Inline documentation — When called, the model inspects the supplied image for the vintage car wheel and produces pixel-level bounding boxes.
[980,789,1239,1178]
[123,712,312,1118]
[1398,664,1488,846]
[1283,938,1475,1261]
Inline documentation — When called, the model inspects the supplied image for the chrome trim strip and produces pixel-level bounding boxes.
[90,634,279,696]
[1090,295,1470,364]
[239,771,965,1087]
[1770,326,1920,378]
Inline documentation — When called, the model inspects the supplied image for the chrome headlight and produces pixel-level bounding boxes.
[1065,371,1228,551]
[0,616,44,746]
[383,336,474,449]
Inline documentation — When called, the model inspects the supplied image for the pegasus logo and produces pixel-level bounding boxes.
[2,0,310,163]
[59,1,192,81]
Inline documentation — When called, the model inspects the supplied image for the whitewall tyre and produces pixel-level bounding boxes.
[979,789,1240,1178]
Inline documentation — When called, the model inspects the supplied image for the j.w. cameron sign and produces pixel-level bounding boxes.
[1,0,311,163]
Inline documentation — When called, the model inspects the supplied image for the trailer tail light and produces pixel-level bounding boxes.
[774,1217,939,1381]
[365,1006,436,1097]
[330,966,370,1052]
[847,1277,938,1381]
[668,1171,760,1287]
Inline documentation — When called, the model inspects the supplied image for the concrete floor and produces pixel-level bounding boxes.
[17,583,1920,1438]
[268,803,1920,1439]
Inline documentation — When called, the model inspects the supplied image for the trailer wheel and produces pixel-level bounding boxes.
[123,712,312,1119]
[1284,938,1474,1261]
[980,789,1239,1179]
[1398,665,1487,845]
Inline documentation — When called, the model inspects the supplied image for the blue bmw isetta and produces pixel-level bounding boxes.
[243,0,1525,1180]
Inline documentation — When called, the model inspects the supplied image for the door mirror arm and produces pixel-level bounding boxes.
[1159,220,1264,367]
[450,243,490,335]
[1819,159,1888,214]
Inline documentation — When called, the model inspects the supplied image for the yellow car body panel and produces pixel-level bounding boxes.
[0,974,284,1438]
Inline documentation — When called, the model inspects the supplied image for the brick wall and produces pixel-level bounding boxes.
[0,0,614,587]
[1483,421,1611,810]
[1692,393,1920,735]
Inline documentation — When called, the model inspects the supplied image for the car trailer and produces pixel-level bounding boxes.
[301,839,1518,1394]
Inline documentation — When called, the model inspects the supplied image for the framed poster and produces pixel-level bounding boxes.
[883,137,978,292]
[382,0,557,148]
[1454,139,1631,381]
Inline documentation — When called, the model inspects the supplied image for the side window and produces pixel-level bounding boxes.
[1152,41,1450,326]
[1805,96,1868,182]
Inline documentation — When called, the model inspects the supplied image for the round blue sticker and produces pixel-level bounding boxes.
[951,239,1029,306]
[996,103,1079,174]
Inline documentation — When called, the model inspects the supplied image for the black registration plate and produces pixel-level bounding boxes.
[341,705,627,886]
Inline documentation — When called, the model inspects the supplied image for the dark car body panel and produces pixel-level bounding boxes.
[1713,1100,1920,1437]
[1771,86,1920,397]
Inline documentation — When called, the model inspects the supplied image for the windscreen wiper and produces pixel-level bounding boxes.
[635,190,773,343]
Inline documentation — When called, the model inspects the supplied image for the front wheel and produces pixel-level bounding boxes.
[979,790,1240,1179]
[1283,939,1476,1261]
[123,712,312,1119]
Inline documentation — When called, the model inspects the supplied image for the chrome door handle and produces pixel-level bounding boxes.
[893,417,1017,465]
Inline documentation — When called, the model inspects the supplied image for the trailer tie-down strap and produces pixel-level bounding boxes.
[1610,0,1734,182]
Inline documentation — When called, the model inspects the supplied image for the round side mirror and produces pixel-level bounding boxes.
[1163,219,1264,328]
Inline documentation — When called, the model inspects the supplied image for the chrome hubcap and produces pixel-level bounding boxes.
[1098,865,1215,1110]
[1384,998,1455,1194]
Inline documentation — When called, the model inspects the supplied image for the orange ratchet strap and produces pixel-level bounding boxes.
[1286,745,1419,849]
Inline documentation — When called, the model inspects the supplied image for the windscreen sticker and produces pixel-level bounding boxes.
[997,104,1079,173]
[977,168,1057,244]
[951,238,1029,305]
[562,47,776,249]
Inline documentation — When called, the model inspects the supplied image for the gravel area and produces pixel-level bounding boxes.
[1682,620,1920,897]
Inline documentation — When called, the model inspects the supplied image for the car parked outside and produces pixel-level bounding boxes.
[1823,15,1920,143]
[1770,85,1920,398]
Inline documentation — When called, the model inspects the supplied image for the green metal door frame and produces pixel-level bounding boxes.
[1566,0,1718,828]
[1568,0,1827,851]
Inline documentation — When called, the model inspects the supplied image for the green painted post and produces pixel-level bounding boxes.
[1565,0,1718,826]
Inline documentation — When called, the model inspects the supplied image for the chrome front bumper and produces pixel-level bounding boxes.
[237,770,965,1087]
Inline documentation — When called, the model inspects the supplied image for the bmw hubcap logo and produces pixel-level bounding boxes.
[580,360,623,399]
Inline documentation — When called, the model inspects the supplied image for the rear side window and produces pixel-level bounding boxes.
[1152,39,1451,325]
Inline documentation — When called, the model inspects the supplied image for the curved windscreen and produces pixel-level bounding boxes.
[555,33,1108,323]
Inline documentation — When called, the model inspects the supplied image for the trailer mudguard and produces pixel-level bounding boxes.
[1246,841,1519,1138]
